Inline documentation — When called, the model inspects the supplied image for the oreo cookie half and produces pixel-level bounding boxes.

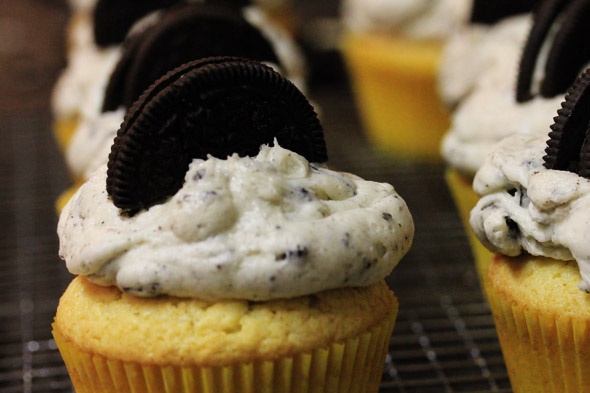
[106,57,326,214]
[101,3,280,112]
[543,67,590,175]
[516,0,590,103]
[470,0,539,25]
[540,0,590,98]
[92,0,179,47]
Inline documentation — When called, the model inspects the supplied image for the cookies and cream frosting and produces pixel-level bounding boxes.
[58,143,414,300]
[52,44,121,122]
[340,0,471,40]
[470,134,590,292]
[441,88,562,176]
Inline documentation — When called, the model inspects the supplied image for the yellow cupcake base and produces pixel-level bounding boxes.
[53,117,78,153]
[55,182,81,215]
[53,278,398,393]
[444,169,493,279]
[54,319,394,393]
[484,255,590,393]
[341,33,450,161]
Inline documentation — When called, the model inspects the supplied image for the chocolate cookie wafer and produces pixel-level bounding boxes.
[470,0,539,25]
[516,0,590,103]
[92,0,179,47]
[92,0,252,47]
[543,67,590,175]
[106,57,326,214]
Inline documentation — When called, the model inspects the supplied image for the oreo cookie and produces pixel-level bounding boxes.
[92,0,179,47]
[516,0,590,103]
[92,0,252,47]
[470,0,539,25]
[101,2,280,112]
[106,57,326,214]
[543,67,590,176]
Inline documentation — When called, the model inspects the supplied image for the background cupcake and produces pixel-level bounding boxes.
[440,0,590,277]
[53,0,182,151]
[53,57,414,393]
[339,0,471,160]
[469,66,590,392]
[52,0,300,153]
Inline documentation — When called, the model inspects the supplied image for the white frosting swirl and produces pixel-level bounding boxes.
[340,0,471,40]
[470,134,590,292]
[52,44,121,121]
[438,14,531,108]
[58,144,414,300]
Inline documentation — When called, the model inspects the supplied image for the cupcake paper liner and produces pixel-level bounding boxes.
[444,168,493,279]
[53,307,396,393]
[341,33,449,161]
[53,117,79,153]
[55,183,81,215]
[484,257,590,393]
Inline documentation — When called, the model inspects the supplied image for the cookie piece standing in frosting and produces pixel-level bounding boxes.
[543,68,590,174]
[516,0,590,103]
[469,0,539,25]
[107,57,325,214]
[92,0,179,47]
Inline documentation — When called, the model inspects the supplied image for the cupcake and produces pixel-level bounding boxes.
[56,1,307,213]
[441,0,590,277]
[339,0,472,160]
[54,0,182,151]
[52,0,300,153]
[52,57,414,393]
[469,66,590,392]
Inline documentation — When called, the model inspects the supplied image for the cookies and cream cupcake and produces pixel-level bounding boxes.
[470,66,590,392]
[441,0,590,276]
[53,0,301,153]
[56,1,307,212]
[340,0,471,160]
[53,57,414,393]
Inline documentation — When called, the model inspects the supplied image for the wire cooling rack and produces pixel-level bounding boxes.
[0,1,512,392]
